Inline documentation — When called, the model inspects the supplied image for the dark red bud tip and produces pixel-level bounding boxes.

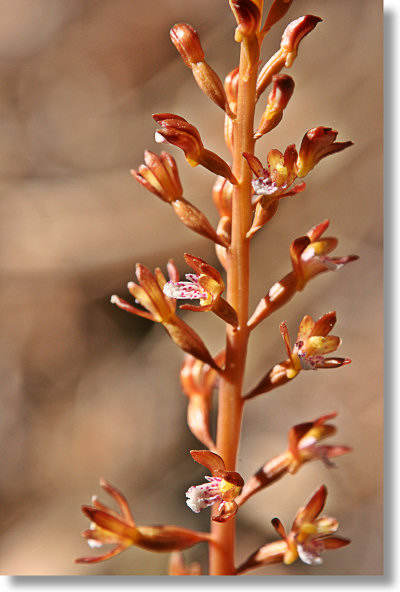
[170,23,205,66]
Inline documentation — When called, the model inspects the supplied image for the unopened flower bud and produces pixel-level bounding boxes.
[171,24,234,118]
[225,67,240,105]
[254,74,295,138]
[280,15,322,67]
[256,15,321,99]
[132,150,183,202]
[180,352,224,451]
[215,217,231,269]
[212,176,233,218]
[170,23,204,66]
[229,0,262,42]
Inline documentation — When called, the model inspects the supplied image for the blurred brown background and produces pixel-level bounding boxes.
[0,0,382,576]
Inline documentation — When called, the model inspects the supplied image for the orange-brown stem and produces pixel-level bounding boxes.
[208,32,260,576]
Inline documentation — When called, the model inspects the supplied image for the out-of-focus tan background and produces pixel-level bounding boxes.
[0,0,382,576]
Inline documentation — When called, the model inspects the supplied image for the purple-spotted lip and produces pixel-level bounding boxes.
[163,276,209,301]
[186,476,223,513]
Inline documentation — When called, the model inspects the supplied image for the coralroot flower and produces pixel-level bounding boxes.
[248,220,358,329]
[153,113,237,184]
[132,150,227,246]
[237,412,351,504]
[237,485,350,573]
[76,479,210,563]
[296,127,354,178]
[111,261,220,370]
[291,219,359,290]
[245,311,350,399]
[244,146,304,200]
[243,146,305,237]
[186,450,244,522]
[163,253,238,326]
[244,127,352,237]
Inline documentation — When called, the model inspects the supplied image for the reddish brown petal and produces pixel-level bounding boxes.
[279,321,295,362]
[136,264,172,321]
[316,357,351,368]
[99,479,135,526]
[190,449,226,476]
[311,311,337,336]
[271,517,289,541]
[322,536,351,549]
[75,544,126,564]
[243,152,265,177]
[212,500,238,523]
[319,445,353,459]
[288,422,315,456]
[81,507,138,542]
[297,485,327,525]
[262,0,294,35]
[110,294,155,322]
[290,235,310,280]
[296,314,315,341]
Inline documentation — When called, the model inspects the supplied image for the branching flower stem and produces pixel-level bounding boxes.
[209,33,261,576]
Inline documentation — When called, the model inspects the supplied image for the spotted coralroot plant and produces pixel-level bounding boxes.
[76,0,358,575]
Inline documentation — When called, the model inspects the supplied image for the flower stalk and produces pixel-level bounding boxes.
[208,19,261,575]
[77,0,357,576]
